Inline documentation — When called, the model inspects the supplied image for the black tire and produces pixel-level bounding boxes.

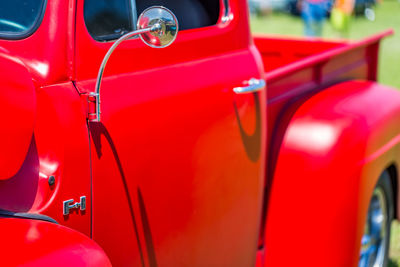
[360,171,394,267]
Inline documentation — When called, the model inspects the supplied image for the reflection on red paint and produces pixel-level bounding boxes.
[286,120,340,154]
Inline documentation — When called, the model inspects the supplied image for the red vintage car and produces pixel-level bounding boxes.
[0,0,397,266]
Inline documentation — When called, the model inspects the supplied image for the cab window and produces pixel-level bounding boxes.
[0,0,46,39]
[135,0,220,31]
[84,0,220,41]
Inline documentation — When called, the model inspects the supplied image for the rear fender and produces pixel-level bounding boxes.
[263,81,400,267]
[0,218,111,266]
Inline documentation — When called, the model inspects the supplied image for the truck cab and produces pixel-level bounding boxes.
[0,0,398,266]
[0,0,266,266]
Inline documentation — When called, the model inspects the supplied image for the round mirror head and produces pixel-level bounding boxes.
[137,6,179,48]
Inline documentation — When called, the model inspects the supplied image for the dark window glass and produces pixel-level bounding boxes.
[0,0,45,36]
[84,0,220,41]
[135,0,220,30]
[84,0,133,41]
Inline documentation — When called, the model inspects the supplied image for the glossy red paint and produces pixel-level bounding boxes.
[0,81,91,235]
[33,82,92,236]
[0,218,111,266]
[255,30,393,182]
[0,0,398,265]
[0,0,75,86]
[262,81,400,267]
[75,0,266,265]
[254,30,393,249]
[0,49,36,179]
[0,0,91,236]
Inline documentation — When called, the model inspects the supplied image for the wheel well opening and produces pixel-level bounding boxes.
[387,164,398,220]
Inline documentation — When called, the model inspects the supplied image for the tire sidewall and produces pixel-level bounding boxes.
[374,171,394,267]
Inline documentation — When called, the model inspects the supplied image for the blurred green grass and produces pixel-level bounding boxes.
[250,0,400,88]
[251,1,400,265]
[391,221,400,266]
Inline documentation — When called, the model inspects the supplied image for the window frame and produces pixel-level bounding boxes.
[0,0,47,40]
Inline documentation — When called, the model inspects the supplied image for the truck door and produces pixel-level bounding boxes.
[75,0,266,265]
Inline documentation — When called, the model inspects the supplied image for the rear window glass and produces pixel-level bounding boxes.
[84,0,220,41]
[0,0,46,39]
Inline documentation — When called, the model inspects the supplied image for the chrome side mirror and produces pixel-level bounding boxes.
[89,6,179,122]
[138,6,179,48]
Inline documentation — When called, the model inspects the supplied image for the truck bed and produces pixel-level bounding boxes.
[253,30,393,176]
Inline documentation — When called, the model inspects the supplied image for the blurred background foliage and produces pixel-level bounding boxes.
[250,0,400,88]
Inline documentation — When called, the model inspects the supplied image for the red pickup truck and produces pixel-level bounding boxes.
[0,0,398,266]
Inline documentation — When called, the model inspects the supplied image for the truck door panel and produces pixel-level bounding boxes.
[75,0,266,265]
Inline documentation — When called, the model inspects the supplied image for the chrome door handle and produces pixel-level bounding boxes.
[233,78,266,94]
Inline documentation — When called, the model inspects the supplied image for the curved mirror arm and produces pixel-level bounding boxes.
[89,6,178,123]
[91,24,161,122]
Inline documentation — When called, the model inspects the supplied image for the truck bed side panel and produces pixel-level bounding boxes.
[253,31,390,180]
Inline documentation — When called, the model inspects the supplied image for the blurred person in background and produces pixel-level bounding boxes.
[299,0,330,36]
[330,0,355,37]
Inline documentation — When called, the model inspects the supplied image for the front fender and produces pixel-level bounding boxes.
[264,81,400,267]
[0,218,111,266]
[0,48,36,179]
